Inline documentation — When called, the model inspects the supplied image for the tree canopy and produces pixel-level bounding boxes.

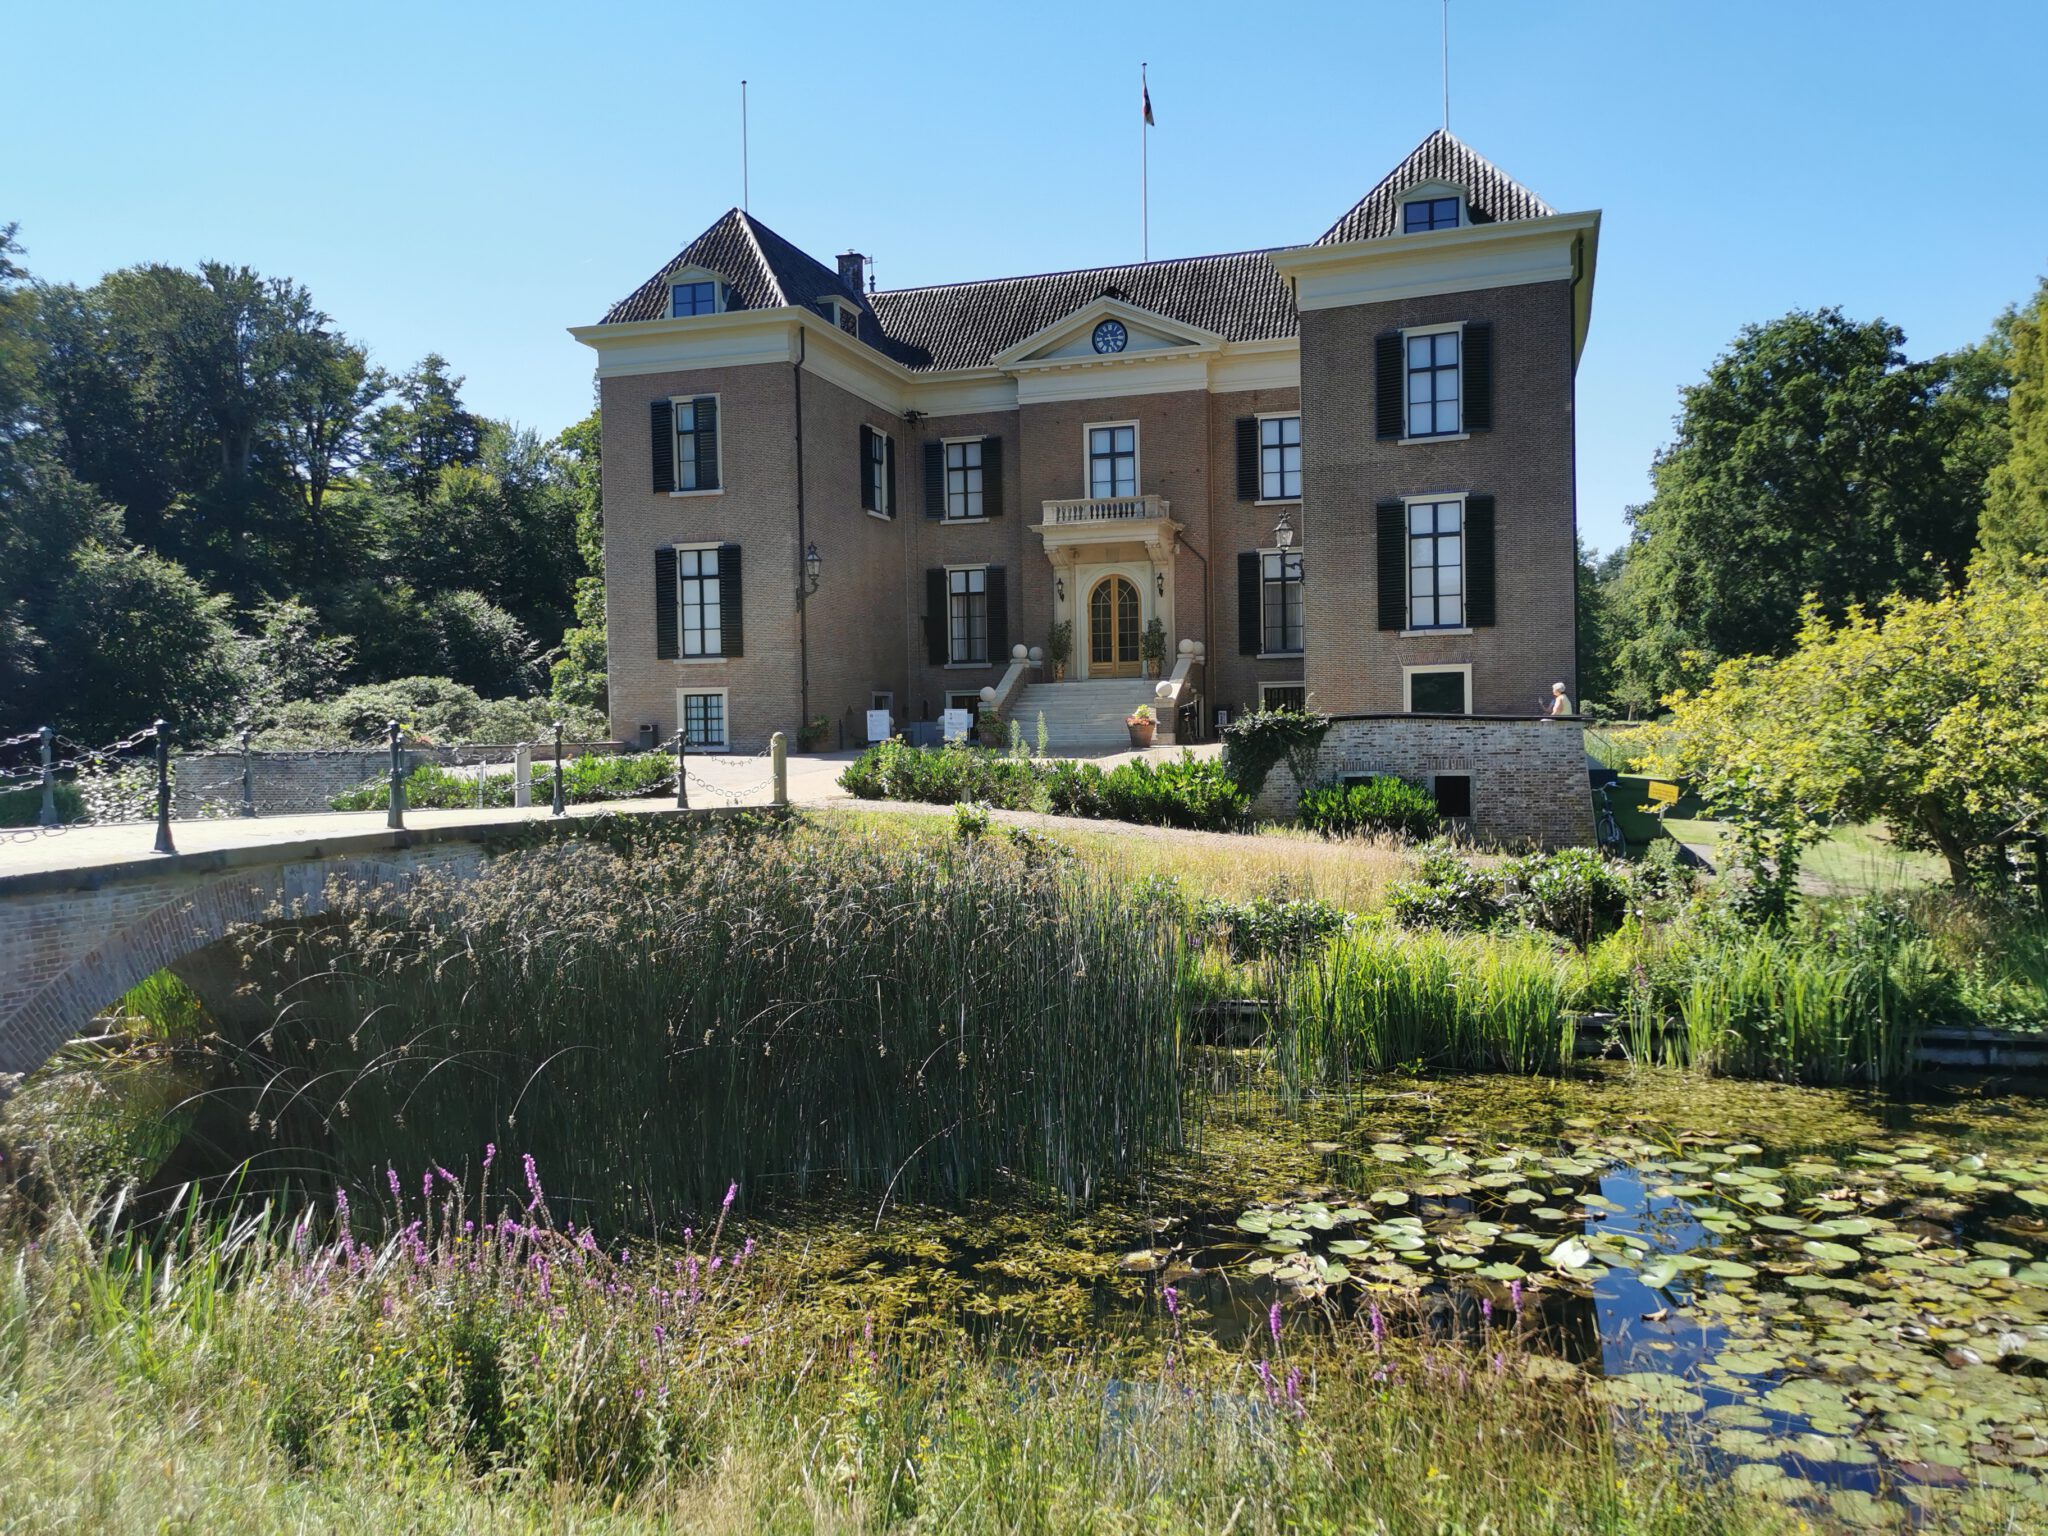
[1979,278,2048,570]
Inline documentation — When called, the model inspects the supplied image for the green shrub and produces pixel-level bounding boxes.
[1386,843,1510,931]
[1298,776,1438,840]
[1503,846,1635,948]
[838,740,1044,809]
[1220,707,1330,801]
[263,676,597,748]
[0,781,85,827]
[1052,754,1248,832]
[331,752,673,811]
[1189,894,1352,962]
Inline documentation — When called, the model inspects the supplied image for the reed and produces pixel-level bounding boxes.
[1288,926,1578,1078]
[221,820,1185,1225]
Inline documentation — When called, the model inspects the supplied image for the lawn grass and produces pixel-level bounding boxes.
[1659,817,1945,894]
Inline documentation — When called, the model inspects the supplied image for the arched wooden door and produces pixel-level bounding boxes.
[1087,575,1142,678]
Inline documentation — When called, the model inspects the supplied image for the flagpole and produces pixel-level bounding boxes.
[1141,62,1149,261]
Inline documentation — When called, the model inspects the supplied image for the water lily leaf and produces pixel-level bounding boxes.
[1370,1189,1410,1207]
[1639,1256,1682,1290]
[1803,1240,1862,1265]
[1235,1212,1273,1234]
[1827,1488,1903,1529]
[1593,1371,1705,1414]
[1705,1259,1758,1280]
[1475,1262,1527,1281]
[1327,1239,1369,1256]
[1371,1143,1411,1161]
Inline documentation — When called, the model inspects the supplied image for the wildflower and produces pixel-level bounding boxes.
[1268,1301,1282,1343]
[1480,1297,1492,1327]
[1285,1366,1304,1417]
[523,1152,543,1208]
[1254,1359,1280,1406]
[723,1182,738,1212]
[482,1142,497,1179]
[387,1166,403,1205]
[1509,1279,1524,1314]
[1369,1304,1385,1345]
[1162,1284,1180,1318]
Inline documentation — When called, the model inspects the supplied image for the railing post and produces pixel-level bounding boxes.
[37,725,57,827]
[386,719,406,829]
[551,720,566,816]
[513,744,531,807]
[152,719,175,855]
[675,728,689,809]
[238,726,255,817]
[771,731,788,808]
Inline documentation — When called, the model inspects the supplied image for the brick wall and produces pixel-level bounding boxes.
[601,363,803,751]
[1298,279,1579,717]
[1205,385,1305,721]
[1252,715,1594,848]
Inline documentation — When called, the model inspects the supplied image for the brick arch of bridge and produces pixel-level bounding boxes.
[0,845,484,1087]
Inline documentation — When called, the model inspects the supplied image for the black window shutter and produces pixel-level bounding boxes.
[1234,417,1259,501]
[695,398,720,490]
[858,425,876,512]
[717,543,744,656]
[1465,496,1496,627]
[1237,551,1261,655]
[650,400,674,493]
[1376,500,1405,630]
[986,565,1009,660]
[981,436,1004,517]
[923,441,945,518]
[884,433,897,518]
[1464,323,1494,432]
[1374,334,1404,440]
[654,545,678,658]
[924,568,948,663]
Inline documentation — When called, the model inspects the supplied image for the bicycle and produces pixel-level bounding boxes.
[1593,786,1626,856]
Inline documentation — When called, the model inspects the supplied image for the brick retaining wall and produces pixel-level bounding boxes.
[1253,715,1592,848]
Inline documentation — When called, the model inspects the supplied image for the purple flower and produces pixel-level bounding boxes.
[1369,1304,1385,1345]
[482,1143,497,1178]
[1162,1284,1180,1318]
[722,1182,738,1212]
[522,1153,543,1208]
[387,1167,403,1204]
[1509,1279,1525,1314]
[334,1188,350,1221]
[1254,1359,1279,1406]
[1481,1297,1493,1326]
[1285,1366,1304,1416]
[1268,1301,1283,1343]
[436,1165,459,1188]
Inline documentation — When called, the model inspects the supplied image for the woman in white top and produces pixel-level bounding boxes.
[1548,682,1574,717]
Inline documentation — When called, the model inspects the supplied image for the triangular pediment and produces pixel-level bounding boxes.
[993,296,1224,367]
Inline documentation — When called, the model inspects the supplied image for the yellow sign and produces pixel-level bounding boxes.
[1646,781,1681,808]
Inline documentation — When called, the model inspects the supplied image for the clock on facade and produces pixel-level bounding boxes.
[1091,319,1129,354]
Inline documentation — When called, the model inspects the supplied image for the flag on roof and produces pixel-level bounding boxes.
[1143,79,1155,126]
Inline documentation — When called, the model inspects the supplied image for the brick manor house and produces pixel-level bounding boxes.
[573,129,1600,767]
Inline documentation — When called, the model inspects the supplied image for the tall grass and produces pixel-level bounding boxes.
[220,820,1185,1224]
[0,1184,1819,1536]
[1290,927,1578,1077]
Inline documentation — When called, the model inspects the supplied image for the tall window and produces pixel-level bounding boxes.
[1403,196,1459,233]
[681,690,727,748]
[675,397,717,491]
[1259,415,1301,500]
[1088,424,1137,498]
[1407,500,1464,630]
[1406,329,1461,437]
[679,546,722,656]
[671,280,717,317]
[945,440,984,519]
[866,428,891,516]
[948,567,988,664]
[1262,550,1304,654]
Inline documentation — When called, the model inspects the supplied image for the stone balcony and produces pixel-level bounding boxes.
[1031,495,1181,562]
[1039,494,1172,526]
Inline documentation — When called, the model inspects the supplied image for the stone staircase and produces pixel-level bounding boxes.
[1007,679,1161,753]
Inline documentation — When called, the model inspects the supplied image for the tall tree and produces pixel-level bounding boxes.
[549,409,607,713]
[1979,278,2048,568]
[364,354,481,500]
[1615,308,2002,701]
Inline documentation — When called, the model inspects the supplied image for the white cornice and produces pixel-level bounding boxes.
[1268,210,1601,364]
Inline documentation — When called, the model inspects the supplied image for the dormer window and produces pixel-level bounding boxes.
[671,279,719,317]
[1402,195,1461,233]
[817,297,861,336]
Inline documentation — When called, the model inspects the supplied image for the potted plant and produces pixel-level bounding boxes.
[1047,620,1073,682]
[796,714,832,752]
[1141,617,1167,678]
[1125,703,1156,750]
[976,706,1006,747]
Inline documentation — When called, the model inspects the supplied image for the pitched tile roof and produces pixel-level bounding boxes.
[598,132,1553,371]
[1315,128,1553,245]
[864,250,1297,372]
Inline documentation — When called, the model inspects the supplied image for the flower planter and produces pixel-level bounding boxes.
[1125,717,1157,750]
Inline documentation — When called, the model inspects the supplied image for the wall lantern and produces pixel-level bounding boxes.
[1055,576,1066,602]
[1155,571,1166,598]
[1272,510,1295,550]
[802,542,822,596]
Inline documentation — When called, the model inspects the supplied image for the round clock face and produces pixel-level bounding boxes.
[1092,319,1129,354]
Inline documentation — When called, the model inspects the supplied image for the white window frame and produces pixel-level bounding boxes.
[1403,664,1473,716]
[942,436,986,522]
[1083,420,1140,499]
[674,542,724,661]
[865,426,892,519]
[1399,185,1467,235]
[1402,492,1470,633]
[1259,681,1309,712]
[946,564,990,667]
[668,393,723,497]
[669,274,724,318]
[1399,322,1466,443]
[1258,546,1304,658]
[1255,411,1302,504]
[945,690,983,716]
[675,686,730,749]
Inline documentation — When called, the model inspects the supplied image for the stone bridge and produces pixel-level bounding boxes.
[0,802,743,1087]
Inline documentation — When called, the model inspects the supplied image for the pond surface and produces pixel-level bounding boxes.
[779,1066,2048,1527]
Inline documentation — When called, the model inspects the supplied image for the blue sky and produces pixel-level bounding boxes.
[8,1,2045,554]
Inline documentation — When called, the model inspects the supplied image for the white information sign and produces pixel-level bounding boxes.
[865,709,893,743]
[940,708,972,743]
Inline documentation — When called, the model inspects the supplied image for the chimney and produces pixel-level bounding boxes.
[836,250,866,295]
